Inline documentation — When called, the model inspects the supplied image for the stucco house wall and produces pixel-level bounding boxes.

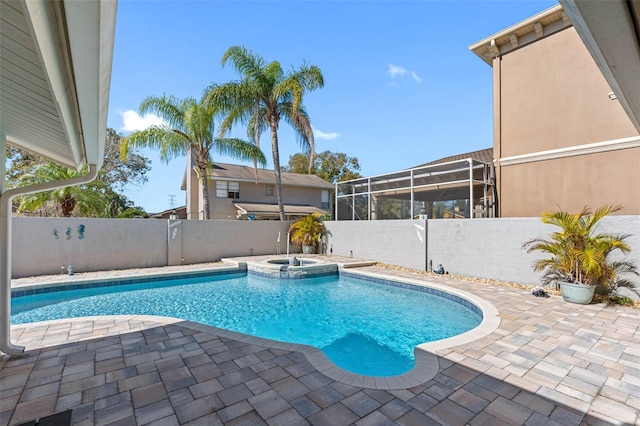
[207,180,329,220]
[496,27,640,217]
[185,163,202,219]
[500,149,640,217]
[499,29,637,156]
[471,6,640,218]
[184,157,333,220]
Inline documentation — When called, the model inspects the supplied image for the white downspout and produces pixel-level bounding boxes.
[0,164,99,355]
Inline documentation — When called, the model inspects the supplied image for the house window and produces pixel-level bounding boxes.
[265,185,275,196]
[228,182,240,198]
[321,190,330,209]
[216,181,240,198]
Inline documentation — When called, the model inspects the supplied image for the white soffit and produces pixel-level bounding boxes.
[0,0,116,169]
[560,0,640,133]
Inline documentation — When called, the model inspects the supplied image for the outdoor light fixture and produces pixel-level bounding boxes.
[608,91,618,100]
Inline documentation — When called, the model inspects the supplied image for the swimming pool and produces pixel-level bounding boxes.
[11,270,482,376]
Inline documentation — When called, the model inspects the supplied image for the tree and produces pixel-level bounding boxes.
[117,207,149,218]
[522,205,638,290]
[7,129,150,217]
[103,128,150,192]
[7,129,149,191]
[280,153,309,175]
[120,93,266,219]
[206,46,324,220]
[16,163,113,217]
[288,212,328,254]
[282,151,362,184]
[5,146,41,185]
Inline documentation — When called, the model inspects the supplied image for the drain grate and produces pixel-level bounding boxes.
[15,409,73,426]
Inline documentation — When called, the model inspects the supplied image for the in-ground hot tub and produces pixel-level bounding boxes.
[244,257,337,278]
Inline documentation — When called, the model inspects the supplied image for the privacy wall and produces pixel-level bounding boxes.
[325,216,640,285]
[324,220,428,271]
[11,218,290,278]
[12,216,639,285]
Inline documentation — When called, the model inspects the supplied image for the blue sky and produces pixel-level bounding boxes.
[107,0,557,213]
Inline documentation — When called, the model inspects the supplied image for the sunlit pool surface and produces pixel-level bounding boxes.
[12,272,481,376]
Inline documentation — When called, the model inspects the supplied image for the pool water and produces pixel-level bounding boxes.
[12,272,481,376]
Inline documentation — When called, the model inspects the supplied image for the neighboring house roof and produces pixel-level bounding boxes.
[182,162,334,190]
[234,202,326,217]
[150,206,187,219]
[413,148,493,168]
[211,162,334,189]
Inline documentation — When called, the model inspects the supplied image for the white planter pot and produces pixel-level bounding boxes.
[560,281,595,304]
[302,245,315,254]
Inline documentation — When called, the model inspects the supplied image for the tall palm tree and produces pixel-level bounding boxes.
[206,46,324,220]
[120,93,266,219]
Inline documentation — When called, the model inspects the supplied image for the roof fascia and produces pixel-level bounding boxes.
[207,163,333,189]
[469,4,568,65]
[21,0,84,169]
[18,0,117,170]
[63,0,117,168]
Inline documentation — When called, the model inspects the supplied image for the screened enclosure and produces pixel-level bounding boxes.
[335,159,496,220]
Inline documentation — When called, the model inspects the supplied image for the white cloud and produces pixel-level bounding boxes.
[312,125,340,141]
[388,64,422,83]
[388,64,407,77]
[120,110,166,132]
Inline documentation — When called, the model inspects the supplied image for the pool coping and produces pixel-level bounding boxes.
[9,259,500,390]
[10,265,246,296]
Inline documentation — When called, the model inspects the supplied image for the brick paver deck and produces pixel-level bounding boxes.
[2,261,639,425]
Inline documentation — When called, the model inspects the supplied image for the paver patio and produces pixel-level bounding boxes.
[1,261,639,425]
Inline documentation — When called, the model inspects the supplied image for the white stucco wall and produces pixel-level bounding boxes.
[11,216,639,285]
[426,218,548,284]
[12,217,167,277]
[11,218,291,278]
[326,216,640,286]
[179,220,290,263]
[325,220,428,271]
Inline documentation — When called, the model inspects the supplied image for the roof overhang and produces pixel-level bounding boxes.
[469,5,571,65]
[559,0,640,133]
[0,0,117,169]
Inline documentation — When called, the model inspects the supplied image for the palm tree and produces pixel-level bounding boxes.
[16,163,111,217]
[288,212,328,254]
[523,205,638,290]
[206,46,324,220]
[120,93,266,219]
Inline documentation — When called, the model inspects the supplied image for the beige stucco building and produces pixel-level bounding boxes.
[183,160,334,220]
[470,4,640,217]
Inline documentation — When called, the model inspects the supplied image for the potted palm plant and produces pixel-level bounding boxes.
[522,205,638,304]
[289,213,327,254]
